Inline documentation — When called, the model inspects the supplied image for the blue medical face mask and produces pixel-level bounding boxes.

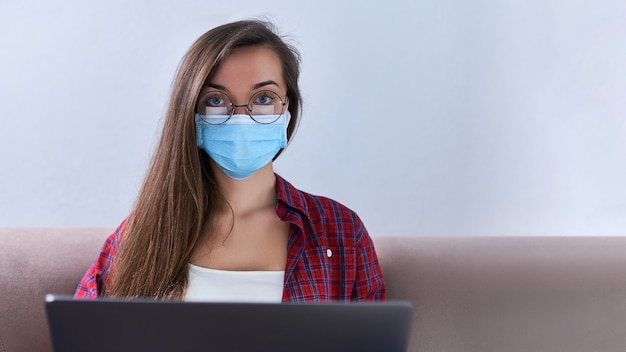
[195,111,290,180]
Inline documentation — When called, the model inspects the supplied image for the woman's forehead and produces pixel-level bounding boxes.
[207,46,285,92]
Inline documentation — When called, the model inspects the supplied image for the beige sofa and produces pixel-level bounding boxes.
[2,227,626,352]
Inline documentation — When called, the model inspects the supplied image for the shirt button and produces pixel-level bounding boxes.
[327,249,333,258]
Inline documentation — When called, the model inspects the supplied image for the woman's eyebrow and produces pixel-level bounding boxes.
[205,80,280,90]
[253,80,280,89]
[206,83,225,90]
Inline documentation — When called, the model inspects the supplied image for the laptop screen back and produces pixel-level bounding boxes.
[46,295,413,352]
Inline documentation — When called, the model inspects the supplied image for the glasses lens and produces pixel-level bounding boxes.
[249,91,285,124]
[197,92,232,124]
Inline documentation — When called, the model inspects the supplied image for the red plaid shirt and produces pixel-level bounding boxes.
[75,174,386,301]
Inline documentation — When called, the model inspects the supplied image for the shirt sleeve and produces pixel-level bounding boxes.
[352,225,387,301]
[73,220,125,299]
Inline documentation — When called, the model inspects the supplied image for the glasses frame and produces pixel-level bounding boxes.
[196,90,288,125]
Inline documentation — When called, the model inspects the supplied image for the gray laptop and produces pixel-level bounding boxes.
[45,294,412,352]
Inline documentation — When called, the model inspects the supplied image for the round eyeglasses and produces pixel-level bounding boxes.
[196,90,287,125]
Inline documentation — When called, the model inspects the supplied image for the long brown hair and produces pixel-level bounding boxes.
[105,20,302,299]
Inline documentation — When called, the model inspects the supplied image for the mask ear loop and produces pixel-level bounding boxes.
[284,103,291,126]
[272,103,290,162]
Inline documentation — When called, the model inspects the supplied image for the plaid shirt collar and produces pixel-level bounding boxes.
[274,173,309,223]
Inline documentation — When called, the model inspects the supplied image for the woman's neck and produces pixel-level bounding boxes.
[213,163,277,216]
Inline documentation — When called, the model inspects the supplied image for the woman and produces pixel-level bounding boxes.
[75,20,385,302]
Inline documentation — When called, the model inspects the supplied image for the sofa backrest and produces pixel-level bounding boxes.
[3,228,626,352]
[0,227,113,352]
[373,236,626,352]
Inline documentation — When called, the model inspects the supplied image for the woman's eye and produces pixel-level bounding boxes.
[200,91,230,107]
[255,94,273,105]
[208,97,224,106]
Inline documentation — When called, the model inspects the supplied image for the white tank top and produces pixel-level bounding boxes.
[184,264,285,303]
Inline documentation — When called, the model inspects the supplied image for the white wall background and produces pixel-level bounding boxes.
[1,0,625,236]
